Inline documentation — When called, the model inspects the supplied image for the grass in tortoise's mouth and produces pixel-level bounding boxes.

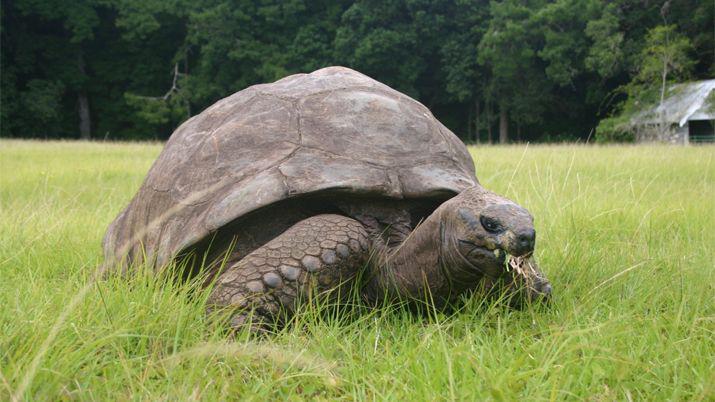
[504,253,544,290]
[459,241,542,289]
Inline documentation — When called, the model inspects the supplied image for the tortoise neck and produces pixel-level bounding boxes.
[362,205,457,305]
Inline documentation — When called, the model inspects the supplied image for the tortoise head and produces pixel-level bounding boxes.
[440,186,552,303]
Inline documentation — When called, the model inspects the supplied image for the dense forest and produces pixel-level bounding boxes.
[1,0,713,142]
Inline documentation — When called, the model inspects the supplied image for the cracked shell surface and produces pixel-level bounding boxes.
[103,66,479,271]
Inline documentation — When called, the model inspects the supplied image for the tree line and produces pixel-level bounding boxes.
[1,0,712,142]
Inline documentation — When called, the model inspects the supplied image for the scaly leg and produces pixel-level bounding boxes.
[206,214,371,333]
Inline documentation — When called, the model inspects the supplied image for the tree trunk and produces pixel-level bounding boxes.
[658,28,670,139]
[486,99,493,144]
[77,51,91,140]
[660,59,668,107]
[78,93,91,140]
[466,102,473,143]
[184,48,191,119]
[499,105,509,144]
[516,121,522,142]
[475,99,481,144]
[659,22,670,108]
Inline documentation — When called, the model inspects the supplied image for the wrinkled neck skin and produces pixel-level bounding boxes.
[362,184,550,307]
[361,199,485,307]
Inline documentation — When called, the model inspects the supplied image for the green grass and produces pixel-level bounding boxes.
[1,140,713,400]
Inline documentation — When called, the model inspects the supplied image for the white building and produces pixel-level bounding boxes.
[631,79,715,144]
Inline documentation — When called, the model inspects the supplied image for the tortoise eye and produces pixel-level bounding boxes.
[480,216,502,233]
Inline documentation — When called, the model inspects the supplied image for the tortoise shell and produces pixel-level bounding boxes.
[103,66,478,269]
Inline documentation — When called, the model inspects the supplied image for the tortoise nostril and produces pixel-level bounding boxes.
[520,229,535,242]
[517,229,535,251]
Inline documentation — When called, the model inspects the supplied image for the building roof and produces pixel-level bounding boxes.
[632,79,715,127]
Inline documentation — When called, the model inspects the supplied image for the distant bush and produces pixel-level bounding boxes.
[595,115,635,143]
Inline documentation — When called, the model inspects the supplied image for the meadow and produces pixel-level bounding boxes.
[1,140,713,400]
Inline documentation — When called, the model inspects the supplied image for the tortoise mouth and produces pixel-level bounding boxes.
[504,254,552,301]
[458,239,551,302]
[457,239,508,279]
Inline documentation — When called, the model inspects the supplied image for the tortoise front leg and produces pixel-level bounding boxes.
[206,214,371,334]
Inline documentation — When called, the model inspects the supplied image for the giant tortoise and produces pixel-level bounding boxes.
[103,66,551,332]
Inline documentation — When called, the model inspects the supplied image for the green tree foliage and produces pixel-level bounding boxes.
[584,4,623,79]
[635,25,694,105]
[477,0,545,142]
[1,0,712,141]
[595,23,696,143]
[335,0,439,98]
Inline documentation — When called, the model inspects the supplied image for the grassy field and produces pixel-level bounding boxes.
[1,140,713,400]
